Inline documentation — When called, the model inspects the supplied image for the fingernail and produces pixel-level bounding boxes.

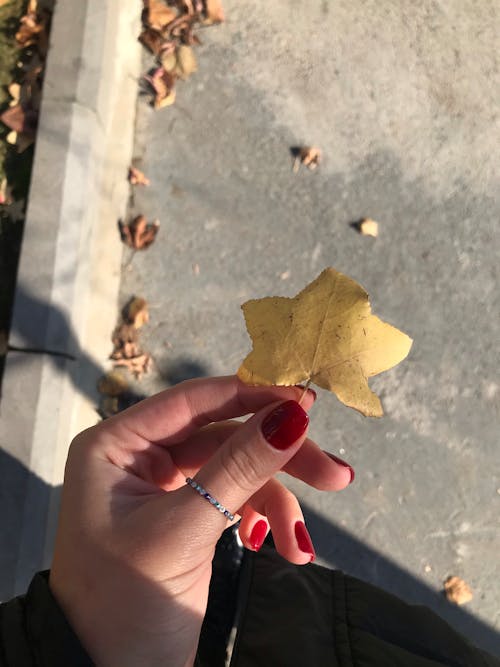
[325,452,355,484]
[295,521,316,562]
[261,400,309,450]
[249,520,268,551]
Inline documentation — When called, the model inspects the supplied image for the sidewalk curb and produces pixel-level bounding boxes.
[0,0,141,598]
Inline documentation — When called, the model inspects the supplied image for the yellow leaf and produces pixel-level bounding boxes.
[204,0,225,24]
[237,267,412,417]
[359,218,379,237]
[176,45,197,80]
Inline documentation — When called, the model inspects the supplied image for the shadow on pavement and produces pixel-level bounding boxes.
[1,448,498,656]
[302,502,500,657]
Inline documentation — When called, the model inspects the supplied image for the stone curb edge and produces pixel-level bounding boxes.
[0,0,141,597]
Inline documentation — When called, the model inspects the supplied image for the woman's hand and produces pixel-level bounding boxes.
[49,376,353,667]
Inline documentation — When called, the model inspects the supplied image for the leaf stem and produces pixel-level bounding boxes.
[298,379,312,405]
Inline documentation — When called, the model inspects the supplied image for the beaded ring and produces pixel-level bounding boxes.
[185,478,235,521]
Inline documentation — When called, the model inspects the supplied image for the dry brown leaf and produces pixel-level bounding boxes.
[162,44,197,79]
[139,27,166,55]
[0,105,37,134]
[293,146,321,173]
[0,179,12,206]
[100,396,120,418]
[113,353,152,380]
[175,44,197,79]
[204,0,225,24]
[16,9,46,49]
[8,83,21,106]
[97,370,129,397]
[146,0,177,30]
[128,166,150,186]
[125,297,149,328]
[359,218,379,237]
[238,267,412,417]
[443,576,473,605]
[119,215,160,250]
[111,323,140,359]
[145,66,177,108]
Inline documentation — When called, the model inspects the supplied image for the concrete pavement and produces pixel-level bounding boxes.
[122,0,500,652]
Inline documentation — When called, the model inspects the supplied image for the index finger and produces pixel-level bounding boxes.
[104,375,315,445]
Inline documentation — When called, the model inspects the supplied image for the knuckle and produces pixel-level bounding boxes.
[219,439,266,493]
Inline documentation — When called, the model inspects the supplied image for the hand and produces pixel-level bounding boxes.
[49,376,353,666]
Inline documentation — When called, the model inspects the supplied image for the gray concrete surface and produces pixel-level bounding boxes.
[0,0,141,598]
[122,0,499,653]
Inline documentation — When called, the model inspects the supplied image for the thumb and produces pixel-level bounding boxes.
[183,400,309,530]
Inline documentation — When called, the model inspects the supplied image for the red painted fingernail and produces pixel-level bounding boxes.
[295,521,316,562]
[325,452,355,484]
[261,401,309,450]
[249,520,268,551]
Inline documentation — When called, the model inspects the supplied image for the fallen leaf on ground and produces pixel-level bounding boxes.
[139,27,166,55]
[145,66,176,108]
[125,297,149,328]
[237,267,412,416]
[0,105,37,134]
[359,218,379,237]
[161,44,197,79]
[97,370,129,396]
[100,396,120,418]
[119,215,160,250]
[111,323,141,359]
[443,576,473,605]
[128,166,150,186]
[8,83,21,106]
[113,353,152,379]
[293,146,321,173]
[0,179,12,205]
[204,0,225,23]
[144,0,177,31]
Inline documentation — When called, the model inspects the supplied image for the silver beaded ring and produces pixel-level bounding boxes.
[185,477,235,521]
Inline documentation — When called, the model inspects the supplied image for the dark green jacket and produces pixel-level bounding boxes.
[1,549,498,666]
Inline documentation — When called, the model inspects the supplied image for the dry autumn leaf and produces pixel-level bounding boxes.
[293,146,321,173]
[144,0,177,31]
[443,576,473,605]
[0,179,12,205]
[128,165,150,186]
[111,323,141,360]
[145,66,176,108]
[360,218,379,237]
[125,297,149,328]
[204,0,225,24]
[113,353,152,380]
[237,267,412,417]
[161,44,197,79]
[119,215,160,250]
[98,370,129,397]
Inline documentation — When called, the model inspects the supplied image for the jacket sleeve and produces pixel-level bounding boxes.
[0,571,93,667]
[229,546,500,667]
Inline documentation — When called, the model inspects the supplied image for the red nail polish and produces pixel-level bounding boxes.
[295,521,316,562]
[261,401,309,450]
[325,452,355,484]
[249,520,267,551]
